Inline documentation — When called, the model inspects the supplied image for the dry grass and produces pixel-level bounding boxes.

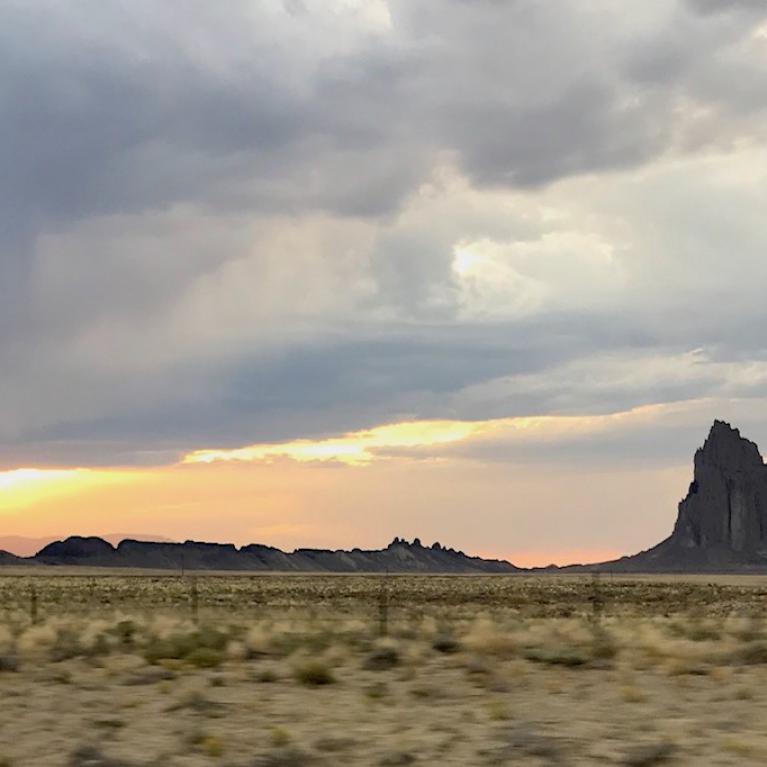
[2,601,767,675]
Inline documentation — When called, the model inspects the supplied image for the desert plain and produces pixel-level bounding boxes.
[3,572,767,766]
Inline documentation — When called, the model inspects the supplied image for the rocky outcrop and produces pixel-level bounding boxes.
[0,549,28,566]
[24,536,519,573]
[36,536,115,565]
[0,533,176,558]
[672,420,767,553]
[586,420,767,572]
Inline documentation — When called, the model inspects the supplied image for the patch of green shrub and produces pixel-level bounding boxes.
[293,660,335,686]
[185,647,224,668]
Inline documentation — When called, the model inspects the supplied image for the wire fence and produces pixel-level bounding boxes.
[3,571,767,630]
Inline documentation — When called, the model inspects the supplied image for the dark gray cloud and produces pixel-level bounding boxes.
[0,2,435,246]
[443,80,668,188]
[0,316,616,467]
[2,0,764,233]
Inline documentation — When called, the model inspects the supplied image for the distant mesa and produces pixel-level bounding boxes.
[27,535,519,573]
[7,420,767,573]
[0,533,175,558]
[0,550,27,566]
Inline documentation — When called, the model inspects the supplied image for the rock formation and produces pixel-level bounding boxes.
[0,550,27,566]
[591,420,767,572]
[0,533,176,557]
[673,420,767,553]
[29,536,518,573]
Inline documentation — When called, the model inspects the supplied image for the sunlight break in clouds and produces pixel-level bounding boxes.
[183,420,493,466]
[182,404,678,467]
[0,468,139,510]
[0,468,77,492]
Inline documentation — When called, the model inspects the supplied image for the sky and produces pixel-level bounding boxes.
[2,0,767,566]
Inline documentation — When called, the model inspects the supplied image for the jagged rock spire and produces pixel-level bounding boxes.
[673,420,767,553]
[695,420,763,473]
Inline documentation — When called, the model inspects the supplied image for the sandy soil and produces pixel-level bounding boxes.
[3,646,767,766]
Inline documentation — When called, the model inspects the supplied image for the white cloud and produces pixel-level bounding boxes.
[452,231,623,319]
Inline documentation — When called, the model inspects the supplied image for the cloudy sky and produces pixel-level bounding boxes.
[2,0,767,565]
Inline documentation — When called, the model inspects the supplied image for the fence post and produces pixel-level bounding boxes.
[378,574,389,638]
[190,577,199,625]
[590,572,603,623]
[30,582,38,624]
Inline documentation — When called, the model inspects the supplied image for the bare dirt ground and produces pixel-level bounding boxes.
[3,573,767,766]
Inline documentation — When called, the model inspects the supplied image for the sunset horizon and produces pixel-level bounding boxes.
[0,403,748,566]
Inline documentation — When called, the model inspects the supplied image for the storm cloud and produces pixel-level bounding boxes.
[2,0,767,468]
